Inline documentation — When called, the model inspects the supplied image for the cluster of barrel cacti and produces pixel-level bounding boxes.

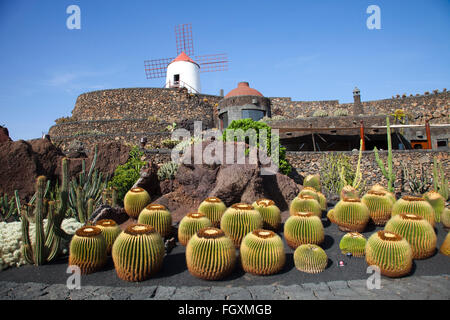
[328,197,370,232]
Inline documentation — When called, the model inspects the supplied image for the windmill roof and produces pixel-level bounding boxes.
[225,82,263,98]
[169,52,199,67]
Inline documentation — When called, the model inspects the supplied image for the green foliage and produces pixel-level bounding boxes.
[433,157,449,200]
[401,163,432,195]
[312,110,328,117]
[108,146,146,206]
[319,153,355,196]
[161,139,179,149]
[373,117,395,193]
[333,109,349,117]
[0,194,18,222]
[157,161,179,181]
[222,118,292,175]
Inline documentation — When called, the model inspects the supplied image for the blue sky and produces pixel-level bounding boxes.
[1,0,449,140]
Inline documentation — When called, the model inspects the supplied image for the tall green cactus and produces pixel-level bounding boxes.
[433,157,449,200]
[17,158,72,266]
[373,117,395,193]
[0,193,18,222]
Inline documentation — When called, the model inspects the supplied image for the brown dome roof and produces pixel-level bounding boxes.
[224,82,263,98]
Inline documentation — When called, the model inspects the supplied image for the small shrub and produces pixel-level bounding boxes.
[333,109,348,117]
[312,110,328,117]
[157,162,179,181]
[161,139,179,149]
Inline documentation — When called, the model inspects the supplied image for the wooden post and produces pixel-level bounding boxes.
[425,119,432,150]
[359,120,365,151]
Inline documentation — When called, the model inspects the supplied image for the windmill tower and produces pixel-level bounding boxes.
[144,24,228,94]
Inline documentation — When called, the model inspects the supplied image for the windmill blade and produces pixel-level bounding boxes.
[175,23,194,56]
[144,57,174,79]
[195,53,229,73]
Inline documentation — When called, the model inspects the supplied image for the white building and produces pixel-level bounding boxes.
[165,51,201,93]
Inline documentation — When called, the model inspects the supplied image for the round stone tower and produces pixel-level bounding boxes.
[165,51,201,93]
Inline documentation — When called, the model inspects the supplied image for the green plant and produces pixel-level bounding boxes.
[432,157,449,200]
[331,198,370,232]
[240,229,285,275]
[186,227,236,280]
[333,109,349,117]
[138,204,172,238]
[284,212,324,249]
[101,187,118,207]
[299,187,328,211]
[361,190,394,226]
[319,153,355,197]
[68,226,107,274]
[18,159,72,266]
[0,194,18,222]
[385,213,436,259]
[166,122,177,132]
[289,195,321,218]
[401,163,432,195]
[373,117,395,193]
[123,187,151,219]
[220,203,263,248]
[108,146,146,206]
[177,212,212,246]
[68,146,109,222]
[303,174,321,192]
[112,224,165,282]
[442,208,450,229]
[294,244,328,274]
[339,232,366,257]
[222,119,292,175]
[423,190,445,223]
[161,139,179,149]
[391,196,435,227]
[370,184,396,203]
[440,232,450,256]
[316,192,327,211]
[94,219,121,254]
[365,230,413,278]
[157,161,179,181]
[340,185,359,200]
[312,110,328,117]
[252,199,282,231]
[198,197,227,228]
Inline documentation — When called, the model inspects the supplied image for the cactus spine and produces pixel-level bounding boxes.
[294,244,328,274]
[332,197,370,232]
[252,199,281,231]
[373,116,395,193]
[178,212,212,246]
[339,232,366,257]
[423,190,445,223]
[69,226,107,274]
[284,212,324,249]
[365,230,413,278]
[240,229,285,275]
[391,196,435,227]
[384,213,436,259]
[439,232,450,256]
[186,227,236,280]
[361,190,393,226]
[289,195,321,218]
[112,224,165,282]
[220,203,263,248]
[303,174,321,192]
[138,204,172,238]
[123,187,151,219]
[198,197,227,228]
[95,219,121,254]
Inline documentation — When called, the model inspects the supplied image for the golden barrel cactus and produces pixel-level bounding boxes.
[123,187,151,219]
[284,212,324,249]
[95,219,121,254]
[361,190,393,225]
[423,191,445,223]
[178,212,212,246]
[252,199,281,231]
[69,226,107,274]
[289,195,321,218]
[303,174,321,192]
[340,185,359,200]
[339,232,366,257]
[294,244,328,274]
[332,198,370,232]
[240,229,285,275]
[385,213,437,259]
[365,230,413,278]
[198,197,227,228]
[186,227,236,280]
[442,207,450,229]
[220,203,263,248]
[440,232,450,256]
[112,224,165,282]
[392,196,435,227]
[138,204,172,238]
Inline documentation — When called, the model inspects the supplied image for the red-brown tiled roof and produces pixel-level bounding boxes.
[225,82,263,98]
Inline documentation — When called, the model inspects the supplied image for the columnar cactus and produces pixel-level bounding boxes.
[69,226,108,274]
[123,187,151,219]
[186,227,236,280]
[303,174,321,192]
[361,190,394,225]
[112,224,165,282]
[294,244,328,274]
[339,232,367,257]
[340,185,359,200]
[220,203,263,248]
[198,197,227,228]
[385,213,437,259]
[240,229,285,275]
[442,208,450,229]
[284,212,324,249]
[332,198,370,232]
[252,199,281,231]
[289,195,322,218]
[95,219,121,254]
[391,196,435,227]
[138,204,172,238]
[423,191,445,223]
[439,232,450,256]
[178,212,212,246]
[365,230,413,278]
